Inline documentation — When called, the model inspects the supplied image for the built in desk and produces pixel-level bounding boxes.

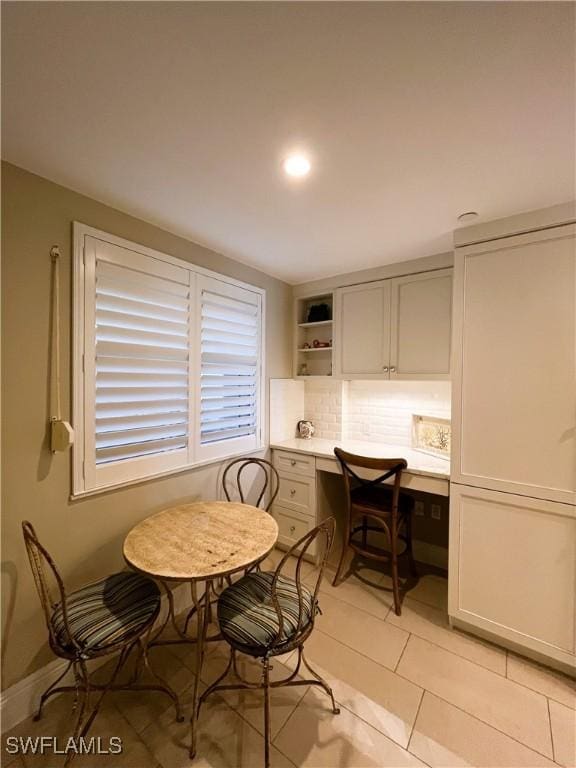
[270,438,450,561]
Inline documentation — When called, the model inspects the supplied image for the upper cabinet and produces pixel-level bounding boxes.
[333,268,452,380]
[390,270,453,379]
[334,281,391,376]
[451,225,576,505]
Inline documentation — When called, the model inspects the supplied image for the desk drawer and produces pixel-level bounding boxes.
[272,506,317,558]
[273,450,315,477]
[276,473,316,516]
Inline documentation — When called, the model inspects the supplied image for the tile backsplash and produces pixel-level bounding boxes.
[344,380,451,445]
[303,379,345,440]
[270,378,451,450]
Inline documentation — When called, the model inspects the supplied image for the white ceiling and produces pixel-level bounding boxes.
[2,2,574,284]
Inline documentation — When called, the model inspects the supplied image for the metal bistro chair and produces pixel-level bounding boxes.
[183,458,280,635]
[195,518,339,768]
[223,457,280,579]
[222,457,280,511]
[332,448,417,616]
[182,459,280,636]
[22,521,182,763]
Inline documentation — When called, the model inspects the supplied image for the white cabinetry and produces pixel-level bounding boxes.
[449,485,576,664]
[390,270,452,379]
[272,450,317,558]
[450,215,576,669]
[451,226,576,506]
[334,281,391,376]
[294,293,333,378]
[334,269,452,379]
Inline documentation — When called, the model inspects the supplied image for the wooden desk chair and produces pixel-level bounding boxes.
[332,448,417,615]
[22,521,182,764]
[222,457,280,511]
[195,518,339,768]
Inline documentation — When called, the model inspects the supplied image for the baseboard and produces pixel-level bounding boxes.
[0,582,191,733]
[1,656,75,734]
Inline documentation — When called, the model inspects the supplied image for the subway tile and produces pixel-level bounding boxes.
[307,379,446,442]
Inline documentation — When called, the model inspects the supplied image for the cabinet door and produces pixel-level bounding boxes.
[334,281,390,377]
[452,225,576,505]
[449,484,576,666]
[389,269,452,379]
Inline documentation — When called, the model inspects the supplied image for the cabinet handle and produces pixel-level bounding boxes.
[290,459,296,466]
[290,525,296,533]
[382,366,389,372]
[390,366,396,373]
[290,488,296,496]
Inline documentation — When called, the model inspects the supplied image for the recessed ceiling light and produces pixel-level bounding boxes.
[283,154,311,178]
[457,211,479,224]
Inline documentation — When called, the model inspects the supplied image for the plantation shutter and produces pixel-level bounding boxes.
[75,227,265,496]
[197,275,261,459]
[83,238,191,490]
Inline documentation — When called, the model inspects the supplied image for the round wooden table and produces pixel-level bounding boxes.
[123,501,278,757]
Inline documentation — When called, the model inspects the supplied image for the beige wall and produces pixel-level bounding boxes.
[1,162,292,689]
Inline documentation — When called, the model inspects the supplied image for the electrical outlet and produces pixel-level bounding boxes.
[414,501,425,517]
[431,504,442,520]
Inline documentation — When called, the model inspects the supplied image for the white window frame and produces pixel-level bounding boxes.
[72,223,265,498]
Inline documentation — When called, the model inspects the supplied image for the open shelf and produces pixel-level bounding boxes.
[297,320,333,328]
[294,293,334,377]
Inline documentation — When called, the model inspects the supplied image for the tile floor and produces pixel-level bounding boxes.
[3,550,575,768]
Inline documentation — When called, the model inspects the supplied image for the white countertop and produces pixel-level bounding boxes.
[270,437,450,480]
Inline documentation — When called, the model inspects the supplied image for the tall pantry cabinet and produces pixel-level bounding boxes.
[449,207,576,670]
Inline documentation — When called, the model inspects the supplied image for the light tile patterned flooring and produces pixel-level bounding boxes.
[3,549,575,768]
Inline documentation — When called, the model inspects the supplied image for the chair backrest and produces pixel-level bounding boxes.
[269,516,336,646]
[334,447,407,519]
[222,457,279,512]
[21,520,79,653]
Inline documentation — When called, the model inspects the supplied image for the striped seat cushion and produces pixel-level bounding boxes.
[217,571,315,649]
[51,572,160,653]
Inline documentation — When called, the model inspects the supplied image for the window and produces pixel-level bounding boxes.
[73,224,264,495]
[196,275,261,461]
